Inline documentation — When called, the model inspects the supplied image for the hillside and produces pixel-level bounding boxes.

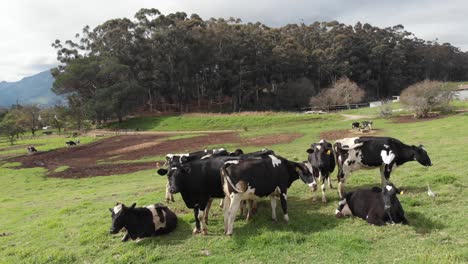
[0,70,62,107]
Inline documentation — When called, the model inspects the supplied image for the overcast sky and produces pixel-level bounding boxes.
[1,0,467,82]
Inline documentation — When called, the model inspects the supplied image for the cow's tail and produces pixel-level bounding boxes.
[220,162,244,193]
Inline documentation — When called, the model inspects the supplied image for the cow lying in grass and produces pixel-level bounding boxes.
[109,202,177,242]
[335,183,408,225]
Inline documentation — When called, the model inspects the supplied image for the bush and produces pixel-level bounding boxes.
[379,101,393,118]
[400,80,454,118]
[310,77,365,110]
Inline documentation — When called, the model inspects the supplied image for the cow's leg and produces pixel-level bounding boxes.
[192,207,201,234]
[321,174,327,203]
[219,198,224,208]
[198,203,209,235]
[327,175,333,189]
[223,196,231,234]
[270,195,277,221]
[367,210,385,226]
[239,200,247,218]
[204,198,213,225]
[226,193,242,236]
[312,169,320,201]
[121,233,130,242]
[279,189,289,222]
[165,182,174,202]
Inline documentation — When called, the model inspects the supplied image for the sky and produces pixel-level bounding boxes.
[1,0,467,82]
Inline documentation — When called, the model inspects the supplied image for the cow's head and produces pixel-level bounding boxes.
[306,140,335,173]
[412,145,432,167]
[229,149,244,156]
[295,162,317,190]
[382,183,402,211]
[109,202,136,234]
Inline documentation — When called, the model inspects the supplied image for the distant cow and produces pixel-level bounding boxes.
[27,146,37,153]
[335,183,408,225]
[220,155,316,235]
[360,121,373,130]
[352,122,360,129]
[65,141,77,146]
[109,202,177,242]
[334,136,432,207]
[306,139,335,202]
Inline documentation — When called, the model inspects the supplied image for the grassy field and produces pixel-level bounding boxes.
[1,109,467,263]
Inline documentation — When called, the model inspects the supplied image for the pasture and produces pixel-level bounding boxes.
[0,108,467,263]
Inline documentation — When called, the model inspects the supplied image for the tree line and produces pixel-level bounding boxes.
[51,8,468,122]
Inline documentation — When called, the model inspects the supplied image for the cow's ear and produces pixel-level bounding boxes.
[183,166,191,174]
[157,168,168,176]
[130,203,136,209]
[306,148,314,154]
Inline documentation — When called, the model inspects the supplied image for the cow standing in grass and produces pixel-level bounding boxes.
[306,139,335,202]
[334,136,432,209]
[220,155,316,235]
[109,202,177,242]
[335,183,408,226]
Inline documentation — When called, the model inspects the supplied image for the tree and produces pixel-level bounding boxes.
[310,77,365,110]
[0,111,26,145]
[400,80,454,118]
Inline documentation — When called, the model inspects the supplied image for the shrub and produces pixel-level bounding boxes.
[400,80,454,118]
[310,77,365,110]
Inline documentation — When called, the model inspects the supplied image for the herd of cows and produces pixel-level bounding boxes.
[109,135,432,242]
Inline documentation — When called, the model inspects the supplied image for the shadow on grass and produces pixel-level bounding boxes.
[229,196,341,245]
[406,211,445,234]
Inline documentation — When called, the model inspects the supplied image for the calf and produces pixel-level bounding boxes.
[27,146,38,153]
[360,121,373,130]
[109,202,177,242]
[335,183,408,225]
[352,122,360,129]
[220,155,316,235]
[334,136,432,208]
[65,141,77,147]
[306,139,335,202]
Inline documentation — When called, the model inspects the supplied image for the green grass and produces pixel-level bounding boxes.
[107,112,328,131]
[1,112,467,263]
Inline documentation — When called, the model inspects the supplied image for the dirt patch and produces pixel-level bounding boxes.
[7,131,302,179]
[320,129,383,141]
[242,133,303,147]
[391,114,448,123]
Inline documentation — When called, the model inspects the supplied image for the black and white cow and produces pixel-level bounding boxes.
[27,146,38,153]
[65,140,77,146]
[220,155,316,235]
[157,148,229,202]
[334,136,432,205]
[335,183,408,226]
[109,202,177,242]
[306,139,335,202]
[352,122,360,129]
[360,121,373,130]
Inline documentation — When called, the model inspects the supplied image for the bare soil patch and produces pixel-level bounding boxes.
[7,131,300,179]
[320,129,383,141]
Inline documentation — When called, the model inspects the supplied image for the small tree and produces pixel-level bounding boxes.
[400,80,454,118]
[310,77,365,110]
[0,113,25,145]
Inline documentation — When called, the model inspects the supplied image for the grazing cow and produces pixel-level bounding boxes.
[65,141,77,146]
[360,121,373,130]
[334,136,432,206]
[306,139,335,202]
[109,202,177,242]
[220,155,316,235]
[27,146,37,153]
[335,183,408,225]
[352,122,360,129]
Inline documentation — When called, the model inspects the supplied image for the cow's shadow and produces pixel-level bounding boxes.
[227,196,341,243]
[405,211,445,234]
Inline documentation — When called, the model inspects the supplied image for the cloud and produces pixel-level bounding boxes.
[0,0,467,81]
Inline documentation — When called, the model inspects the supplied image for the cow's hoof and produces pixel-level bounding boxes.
[271,218,278,222]
[192,228,201,235]
[322,198,327,203]
[335,212,344,218]
[312,197,317,202]
[201,229,208,235]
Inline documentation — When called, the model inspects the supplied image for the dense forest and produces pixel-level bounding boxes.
[51,8,468,122]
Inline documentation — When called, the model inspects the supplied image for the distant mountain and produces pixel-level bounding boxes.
[0,70,64,107]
